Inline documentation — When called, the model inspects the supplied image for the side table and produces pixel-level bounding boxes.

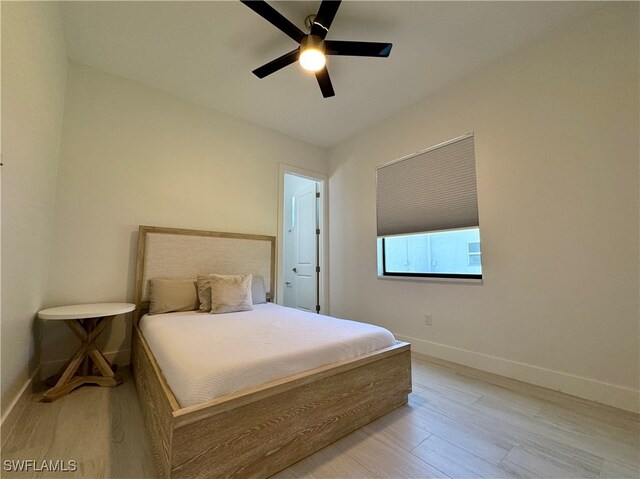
[38,302,135,402]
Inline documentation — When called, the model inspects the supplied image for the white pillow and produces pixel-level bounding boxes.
[251,275,267,304]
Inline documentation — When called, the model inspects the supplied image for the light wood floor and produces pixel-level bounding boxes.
[2,354,638,478]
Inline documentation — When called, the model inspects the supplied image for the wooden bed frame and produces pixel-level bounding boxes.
[132,226,412,478]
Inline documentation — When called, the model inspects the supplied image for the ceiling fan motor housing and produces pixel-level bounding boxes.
[300,34,325,54]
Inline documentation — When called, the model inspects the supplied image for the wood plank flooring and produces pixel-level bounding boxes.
[1,354,638,478]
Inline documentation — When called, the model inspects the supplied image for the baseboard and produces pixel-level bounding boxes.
[396,334,640,414]
[39,349,131,380]
[1,367,39,448]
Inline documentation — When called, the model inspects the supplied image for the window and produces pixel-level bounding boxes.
[376,134,482,279]
[467,241,481,266]
[380,228,481,277]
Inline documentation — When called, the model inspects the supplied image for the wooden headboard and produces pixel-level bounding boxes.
[133,226,276,322]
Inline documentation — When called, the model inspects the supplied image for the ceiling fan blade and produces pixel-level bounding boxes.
[240,0,305,43]
[310,0,342,39]
[325,40,392,57]
[252,49,300,78]
[315,67,335,98]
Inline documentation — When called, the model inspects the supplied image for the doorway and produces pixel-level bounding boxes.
[281,170,325,313]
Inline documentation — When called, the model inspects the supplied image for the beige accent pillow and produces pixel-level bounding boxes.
[197,276,212,312]
[148,278,198,315]
[209,274,253,314]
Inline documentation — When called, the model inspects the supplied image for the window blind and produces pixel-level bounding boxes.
[376,134,478,237]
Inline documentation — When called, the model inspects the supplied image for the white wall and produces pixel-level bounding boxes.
[1,2,68,417]
[42,63,326,374]
[327,4,639,411]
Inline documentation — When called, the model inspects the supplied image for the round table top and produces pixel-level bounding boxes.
[38,302,135,320]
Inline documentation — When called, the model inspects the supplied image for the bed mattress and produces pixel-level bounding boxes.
[139,303,397,407]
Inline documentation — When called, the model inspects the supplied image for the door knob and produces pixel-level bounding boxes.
[292,268,297,273]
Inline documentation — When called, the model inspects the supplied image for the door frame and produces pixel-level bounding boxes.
[277,164,329,314]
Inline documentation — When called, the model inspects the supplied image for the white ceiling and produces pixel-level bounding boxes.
[60,1,597,147]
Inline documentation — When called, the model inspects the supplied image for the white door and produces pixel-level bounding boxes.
[289,182,318,312]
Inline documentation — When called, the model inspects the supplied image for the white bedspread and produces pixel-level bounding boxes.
[139,303,396,407]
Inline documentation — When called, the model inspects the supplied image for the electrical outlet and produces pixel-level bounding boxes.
[424,313,432,326]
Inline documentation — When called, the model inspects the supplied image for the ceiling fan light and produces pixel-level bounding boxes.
[299,48,326,72]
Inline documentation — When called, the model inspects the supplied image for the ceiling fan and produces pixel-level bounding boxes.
[240,0,393,98]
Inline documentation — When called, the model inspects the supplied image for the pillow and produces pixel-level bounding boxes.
[251,275,267,304]
[196,276,212,312]
[148,278,198,315]
[209,274,253,314]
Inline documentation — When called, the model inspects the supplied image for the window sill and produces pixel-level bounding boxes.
[377,275,483,284]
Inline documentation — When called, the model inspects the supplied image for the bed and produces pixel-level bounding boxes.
[132,225,412,479]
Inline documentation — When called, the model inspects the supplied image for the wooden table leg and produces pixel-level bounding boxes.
[81,318,96,376]
[43,316,123,402]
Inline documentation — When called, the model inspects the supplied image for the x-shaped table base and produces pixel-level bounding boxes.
[43,316,122,402]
